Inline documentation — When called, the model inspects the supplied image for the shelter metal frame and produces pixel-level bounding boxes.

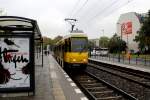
[0,16,43,94]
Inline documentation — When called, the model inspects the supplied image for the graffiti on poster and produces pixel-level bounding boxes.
[0,38,30,88]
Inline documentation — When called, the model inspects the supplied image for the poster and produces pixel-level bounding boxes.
[121,21,132,35]
[0,37,30,88]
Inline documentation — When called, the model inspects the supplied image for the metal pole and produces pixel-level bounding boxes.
[117,23,122,62]
[145,55,146,66]
[41,38,43,67]
[37,46,38,59]
[120,24,122,61]
[136,57,137,65]
[102,29,104,36]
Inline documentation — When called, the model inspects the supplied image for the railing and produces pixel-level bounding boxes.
[89,54,150,67]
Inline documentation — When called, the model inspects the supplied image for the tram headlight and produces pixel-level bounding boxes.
[72,59,76,62]
[83,59,87,62]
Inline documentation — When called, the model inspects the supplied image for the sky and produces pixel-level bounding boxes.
[0,0,150,39]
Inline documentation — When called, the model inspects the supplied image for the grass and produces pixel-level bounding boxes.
[111,53,150,60]
[131,54,150,59]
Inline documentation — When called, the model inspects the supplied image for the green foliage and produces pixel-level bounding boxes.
[52,35,63,44]
[88,41,95,49]
[99,36,109,48]
[42,35,63,48]
[42,37,52,49]
[134,10,150,53]
[43,36,53,45]
[108,34,127,53]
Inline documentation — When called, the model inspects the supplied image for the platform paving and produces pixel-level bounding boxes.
[0,55,54,100]
[47,55,87,100]
[0,54,88,100]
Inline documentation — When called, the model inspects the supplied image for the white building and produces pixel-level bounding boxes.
[0,8,7,16]
[117,12,145,53]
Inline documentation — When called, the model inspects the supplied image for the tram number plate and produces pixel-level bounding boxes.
[73,64,80,66]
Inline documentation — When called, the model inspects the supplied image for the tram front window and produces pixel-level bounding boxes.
[71,38,87,52]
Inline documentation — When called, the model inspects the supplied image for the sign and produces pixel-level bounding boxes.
[121,21,132,35]
[0,37,30,89]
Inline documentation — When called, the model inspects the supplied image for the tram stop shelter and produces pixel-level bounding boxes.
[0,16,43,95]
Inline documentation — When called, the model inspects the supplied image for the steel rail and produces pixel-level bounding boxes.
[70,70,136,100]
[88,59,150,80]
[89,64,150,88]
[86,71,137,100]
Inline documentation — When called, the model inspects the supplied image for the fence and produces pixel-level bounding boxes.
[90,54,150,67]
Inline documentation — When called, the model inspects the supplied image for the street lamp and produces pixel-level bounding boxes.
[101,29,104,36]
[100,29,104,48]
[117,22,122,62]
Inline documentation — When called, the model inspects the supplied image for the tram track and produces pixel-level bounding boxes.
[65,59,150,100]
[69,70,136,100]
[87,60,150,100]
[88,63,150,88]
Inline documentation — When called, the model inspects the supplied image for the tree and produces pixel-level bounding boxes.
[108,34,126,53]
[42,36,53,50]
[99,36,109,48]
[88,41,95,49]
[43,35,63,45]
[43,36,53,45]
[52,35,63,44]
[134,10,150,53]
[42,35,63,51]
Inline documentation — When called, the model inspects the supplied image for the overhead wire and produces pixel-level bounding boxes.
[78,0,121,26]
[88,0,120,21]
[69,0,81,18]
[77,0,104,20]
[69,0,134,33]
[68,0,89,30]
[100,0,134,20]
[80,0,134,32]
[79,0,133,23]
[72,0,117,28]
[90,0,134,22]
[72,0,89,18]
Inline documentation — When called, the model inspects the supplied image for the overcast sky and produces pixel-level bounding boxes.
[0,0,150,39]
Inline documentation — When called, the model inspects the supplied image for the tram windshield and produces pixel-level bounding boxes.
[71,37,88,52]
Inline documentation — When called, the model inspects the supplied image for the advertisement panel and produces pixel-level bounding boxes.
[0,37,31,90]
[121,21,132,35]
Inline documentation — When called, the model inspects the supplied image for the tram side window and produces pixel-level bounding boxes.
[65,39,71,52]
[68,38,71,52]
[62,44,65,52]
[64,40,67,52]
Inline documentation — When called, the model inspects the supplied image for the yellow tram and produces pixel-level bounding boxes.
[54,30,88,69]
